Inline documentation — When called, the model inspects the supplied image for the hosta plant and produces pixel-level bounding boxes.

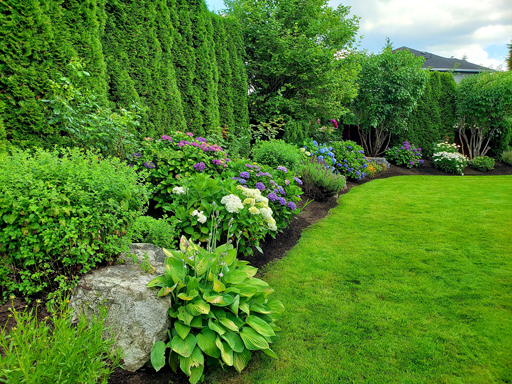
[148,237,284,383]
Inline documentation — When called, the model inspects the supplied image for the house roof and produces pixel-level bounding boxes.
[393,47,492,72]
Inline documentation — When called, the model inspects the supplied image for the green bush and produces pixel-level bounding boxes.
[0,148,150,299]
[385,141,424,168]
[300,157,346,201]
[132,216,178,249]
[469,156,495,172]
[432,151,468,175]
[0,297,121,383]
[251,139,303,172]
[148,238,284,383]
[502,150,512,165]
[330,140,370,180]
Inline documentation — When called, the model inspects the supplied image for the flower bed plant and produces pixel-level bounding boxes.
[385,141,423,168]
[331,140,370,180]
[433,140,460,154]
[148,237,285,384]
[432,151,468,175]
[251,139,303,173]
[299,157,346,201]
[469,156,495,172]
[301,140,337,170]
[503,150,512,166]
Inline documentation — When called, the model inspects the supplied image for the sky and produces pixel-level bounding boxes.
[205,0,511,70]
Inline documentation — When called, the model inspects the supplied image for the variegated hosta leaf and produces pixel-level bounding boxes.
[197,328,221,358]
[186,299,210,316]
[223,270,248,285]
[221,329,245,353]
[239,327,270,351]
[213,277,226,293]
[174,322,191,340]
[238,265,258,278]
[216,336,234,366]
[194,253,210,276]
[243,278,269,292]
[250,303,272,314]
[208,318,226,335]
[223,248,237,267]
[146,275,167,288]
[245,315,275,337]
[203,292,234,307]
[233,348,251,373]
[230,294,240,315]
[165,256,186,283]
[171,333,197,358]
[177,289,198,301]
[219,317,239,332]
[239,302,250,315]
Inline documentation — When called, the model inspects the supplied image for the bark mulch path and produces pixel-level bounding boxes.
[2,160,511,384]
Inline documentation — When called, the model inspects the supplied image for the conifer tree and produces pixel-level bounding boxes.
[211,15,235,130]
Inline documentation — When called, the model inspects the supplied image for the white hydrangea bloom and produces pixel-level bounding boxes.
[260,207,273,220]
[255,195,269,205]
[197,212,207,223]
[267,216,277,231]
[221,194,244,213]
[242,188,261,199]
[243,198,256,206]
[249,206,260,215]
[172,186,187,195]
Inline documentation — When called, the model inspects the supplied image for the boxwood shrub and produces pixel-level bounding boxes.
[0,148,150,299]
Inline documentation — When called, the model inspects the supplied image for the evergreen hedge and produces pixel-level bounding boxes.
[394,71,457,156]
[0,0,248,148]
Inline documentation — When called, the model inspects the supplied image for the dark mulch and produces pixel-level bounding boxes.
[1,159,511,384]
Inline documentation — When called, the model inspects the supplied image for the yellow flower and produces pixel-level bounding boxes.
[243,198,256,206]
[249,206,260,215]
[305,151,311,156]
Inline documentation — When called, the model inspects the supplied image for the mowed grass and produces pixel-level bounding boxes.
[210,176,512,384]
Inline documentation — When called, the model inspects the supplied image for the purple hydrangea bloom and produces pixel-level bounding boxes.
[127,164,134,168]
[287,201,297,211]
[144,161,156,169]
[330,119,338,129]
[293,177,303,185]
[278,186,286,195]
[212,159,222,165]
[238,179,247,185]
[196,137,207,143]
[178,140,189,147]
[193,162,206,172]
[409,161,415,166]
[285,179,290,185]
[277,166,288,173]
[239,171,250,179]
[277,197,287,206]
[161,135,173,141]
[133,153,141,157]
[190,142,200,147]
[420,160,424,164]
[255,182,265,191]
[185,132,194,137]
[267,192,278,201]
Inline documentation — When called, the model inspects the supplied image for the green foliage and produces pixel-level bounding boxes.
[309,119,344,143]
[394,71,457,157]
[330,140,370,180]
[42,60,142,159]
[502,150,512,165]
[148,237,284,383]
[456,71,512,159]
[252,140,303,172]
[0,148,149,299]
[385,141,424,168]
[0,297,121,383]
[224,0,360,125]
[345,43,428,156]
[433,139,460,154]
[299,157,346,201]
[132,216,179,250]
[469,156,495,172]
[251,117,286,142]
[432,151,468,175]
[507,39,511,71]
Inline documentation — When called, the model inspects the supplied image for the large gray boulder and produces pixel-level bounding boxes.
[70,243,171,372]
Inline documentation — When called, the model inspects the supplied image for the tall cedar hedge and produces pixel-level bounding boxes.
[394,71,457,156]
[0,0,248,147]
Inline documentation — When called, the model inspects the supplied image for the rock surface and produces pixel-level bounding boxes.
[367,157,391,169]
[70,243,171,372]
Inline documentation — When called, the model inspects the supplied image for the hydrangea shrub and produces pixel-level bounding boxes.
[432,151,468,175]
[385,141,424,168]
[331,140,370,180]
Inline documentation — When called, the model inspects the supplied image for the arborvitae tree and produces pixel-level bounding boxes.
[211,15,235,130]
[173,0,204,132]
[223,17,249,128]
[203,6,221,137]
[438,71,457,138]
[0,99,7,153]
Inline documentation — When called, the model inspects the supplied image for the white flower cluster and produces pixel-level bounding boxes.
[221,194,244,213]
[436,141,460,153]
[172,186,187,195]
[433,151,467,163]
[236,186,277,231]
[191,209,207,224]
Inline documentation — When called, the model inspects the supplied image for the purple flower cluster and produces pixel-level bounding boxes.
[255,182,265,191]
[185,132,194,137]
[177,140,189,147]
[239,171,250,179]
[277,166,288,173]
[330,119,338,129]
[287,201,297,211]
[277,197,287,206]
[161,135,173,141]
[133,153,141,158]
[212,159,222,165]
[267,193,278,201]
[193,162,206,172]
[144,161,156,169]
[196,137,207,143]
[293,177,303,185]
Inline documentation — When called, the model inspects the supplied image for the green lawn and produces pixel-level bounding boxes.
[210,176,512,384]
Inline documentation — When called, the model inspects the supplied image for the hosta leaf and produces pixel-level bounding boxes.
[158,287,174,297]
[225,287,240,294]
[240,327,270,351]
[246,316,275,337]
[219,317,239,332]
[221,330,245,353]
[250,303,272,314]
[230,295,240,316]
[266,299,285,321]
[165,256,186,283]
[195,253,210,276]
[187,277,199,291]
[225,312,245,328]
[208,318,226,335]
[262,348,279,359]
[223,270,248,285]
[210,308,226,319]
[179,352,193,376]
[197,329,221,358]
[239,302,250,315]
[213,278,226,293]
[244,278,269,292]
[178,289,198,301]
[223,248,237,267]
[168,351,179,373]
[190,316,204,328]
[146,275,167,288]
[174,322,191,340]
[204,292,234,307]
[150,341,167,372]
[186,299,210,316]
[189,346,205,366]
[238,265,258,278]
[178,306,194,326]
[236,284,258,298]
[216,336,234,366]
[233,348,252,373]
[190,365,204,384]
[171,333,197,358]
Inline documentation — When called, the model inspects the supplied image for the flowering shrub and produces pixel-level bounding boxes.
[469,156,495,172]
[164,174,277,256]
[148,237,284,383]
[433,140,460,154]
[432,151,468,175]
[301,140,337,170]
[331,140,370,180]
[299,157,346,201]
[128,132,231,210]
[227,160,303,231]
[365,162,385,178]
[310,119,343,142]
[385,141,423,168]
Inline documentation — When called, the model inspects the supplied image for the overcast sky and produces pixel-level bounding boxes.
[206,0,511,70]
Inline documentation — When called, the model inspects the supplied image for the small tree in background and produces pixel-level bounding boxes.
[456,71,512,159]
[345,42,428,156]
[507,39,511,71]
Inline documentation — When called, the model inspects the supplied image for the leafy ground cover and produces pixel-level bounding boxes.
[210,175,512,383]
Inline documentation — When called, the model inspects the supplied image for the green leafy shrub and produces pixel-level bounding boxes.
[309,119,344,143]
[299,157,346,201]
[469,156,495,172]
[129,132,231,211]
[385,141,424,168]
[433,139,460,154]
[0,297,122,383]
[432,151,468,175]
[132,216,179,249]
[227,160,303,231]
[251,139,303,172]
[0,148,149,299]
[330,140,370,180]
[148,237,284,384]
[502,150,512,165]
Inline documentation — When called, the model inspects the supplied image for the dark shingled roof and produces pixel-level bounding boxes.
[393,47,492,72]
